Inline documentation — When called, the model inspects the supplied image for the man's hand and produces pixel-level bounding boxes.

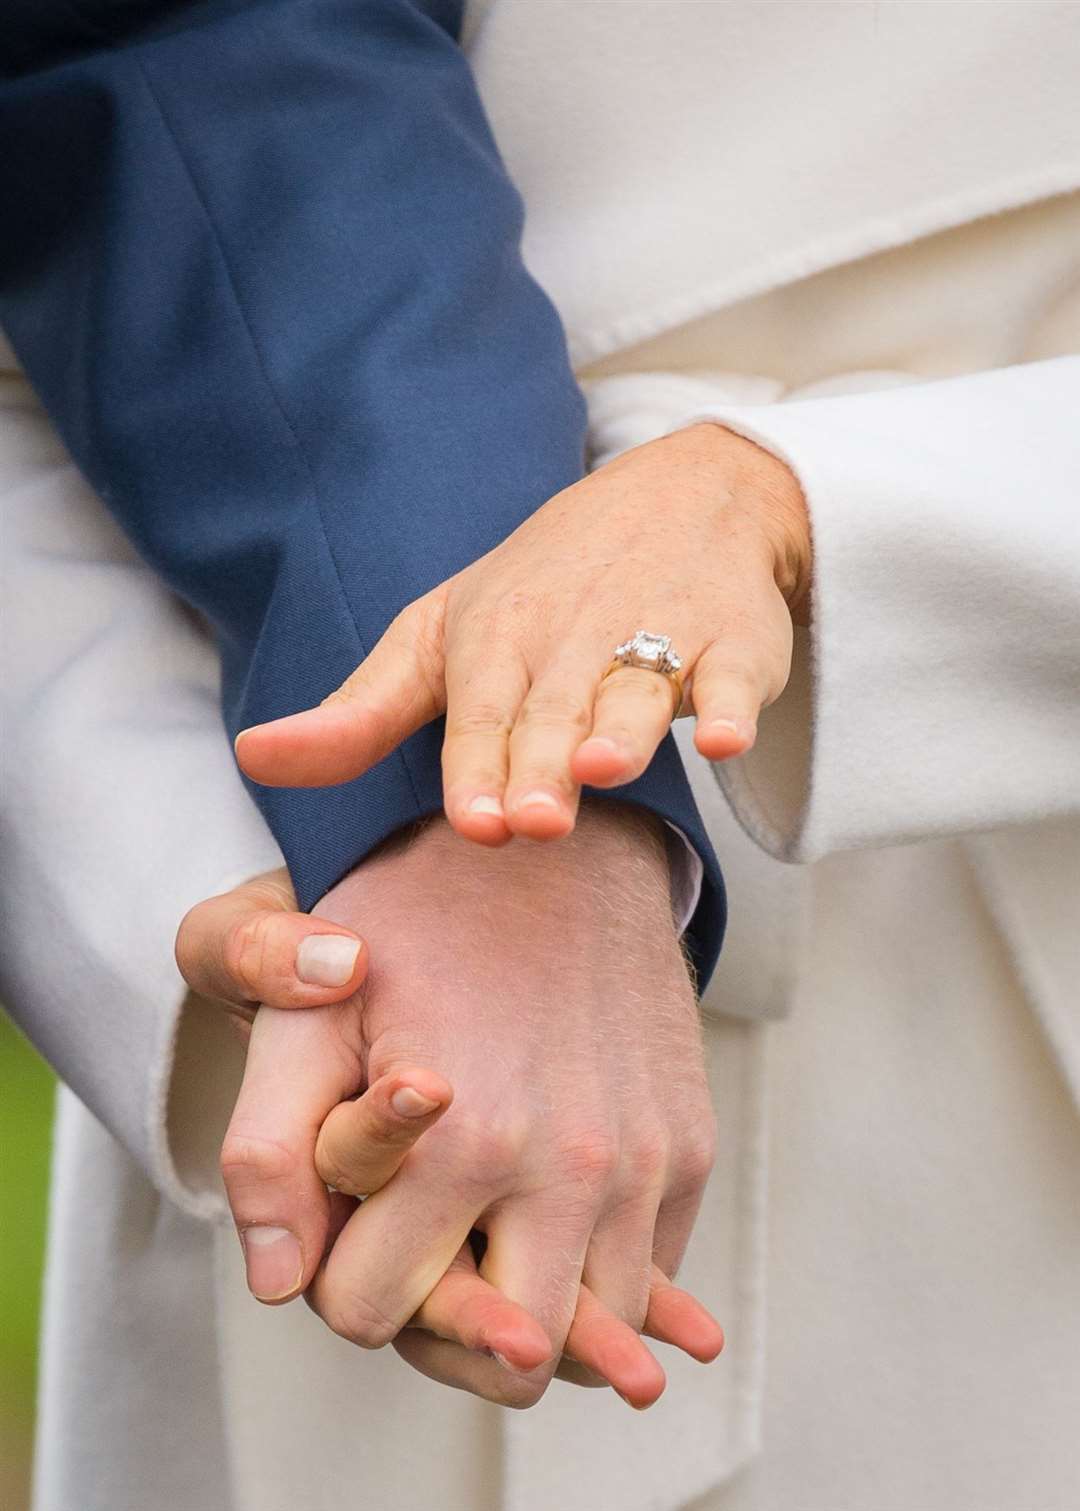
[217,803,719,1407]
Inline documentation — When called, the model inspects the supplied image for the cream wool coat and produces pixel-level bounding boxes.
[3,5,1080,1510]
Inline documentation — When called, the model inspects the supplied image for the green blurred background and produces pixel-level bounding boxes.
[1,1009,54,1511]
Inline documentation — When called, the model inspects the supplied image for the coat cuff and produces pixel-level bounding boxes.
[688,357,1080,860]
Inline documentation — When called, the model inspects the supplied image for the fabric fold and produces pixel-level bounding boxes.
[0,366,278,1219]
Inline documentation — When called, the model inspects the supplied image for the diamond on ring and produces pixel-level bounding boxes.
[612,630,684,676]
[603,630,686,719]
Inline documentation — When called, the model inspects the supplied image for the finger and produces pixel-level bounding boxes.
[314,1068,453,1197]
[552,1357,608,1388]
[691,596,792,762]
[580,1194,658,1334]
[307,1155,483,1350]
[398,1275,673,1409]
[235,595,445,787]
[642,1266,725,1363]
[691,658,762,760]
[650,1143,713,1284]
[221,1006,361,1304]
[395,1284,667,1411]
[411,1242,553,1373]
[571,664,682,789]
[393,1330,552,1410]
[650,1193,696,1282]
[502,667,599,840]
[557,1265,723,1391]
[176,870,368,1010]
[567,1177,664,1404]
[562,1284,666,1409]
[479,1197,593,1378]
[440,644,530,845]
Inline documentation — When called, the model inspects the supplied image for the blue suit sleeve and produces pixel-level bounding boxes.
[0,0,725,981]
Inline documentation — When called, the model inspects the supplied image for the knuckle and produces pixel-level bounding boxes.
[364,1029,432,1085]
[624,1124,671,1187]
[333,603,439,704]
[365,1108,413,1149]
[675,1122,718,1191]
[696,652,760,697]
[222,912,277,1000]
[315,1154,358,1197]
[220,1130,297,1188]
[410,601,453,707]
[321,682,364,711]
[323,1290,399,1350]
[553,1126,620,1189]
[517,690,591,733]
[402,592,452,707]
[389,594,435,644]
[637,672,674,706]
[241,868,295,912]
[324,664,379,708]
[447,1116,528,1190]
[445,702,516,740]
[314,1135,366,1198]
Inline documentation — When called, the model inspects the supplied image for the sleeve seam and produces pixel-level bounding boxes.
[133,55,428,829]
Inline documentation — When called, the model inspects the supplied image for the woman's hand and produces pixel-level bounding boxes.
[234,423,810,843]
[176,866,371,1034]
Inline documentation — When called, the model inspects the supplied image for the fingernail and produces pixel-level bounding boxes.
[241,1226,303,1301]
[515,790,560,811]
[486,1348,543,1375]
[466,795,503,818]
[296,934,361,987]
[703,717,757,746]
[583,736,622,753]
[391,1086,441,1118]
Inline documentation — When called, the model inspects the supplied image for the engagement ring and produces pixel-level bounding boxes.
[602,630,685,716]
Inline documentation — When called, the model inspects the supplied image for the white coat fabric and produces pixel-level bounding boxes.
[3,4,1080,1509]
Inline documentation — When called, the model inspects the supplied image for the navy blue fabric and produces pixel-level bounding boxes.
[0,0,725,981]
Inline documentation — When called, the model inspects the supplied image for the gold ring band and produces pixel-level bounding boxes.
[600,658,685,718]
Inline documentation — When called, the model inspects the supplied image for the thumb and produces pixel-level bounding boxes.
[222,1004,360,1303]
[235,592,447,788]
[315,1066,453,1198]
[175,867,368,1011]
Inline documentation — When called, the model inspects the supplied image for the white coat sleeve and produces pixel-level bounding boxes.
[689,356,1080,861]
[0,358,280,1217]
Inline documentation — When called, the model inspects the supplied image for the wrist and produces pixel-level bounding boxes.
[415,801,670,895]
[330,803,674,942]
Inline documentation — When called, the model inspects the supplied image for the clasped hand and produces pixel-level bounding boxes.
[178,422,808,1408]
[180,808,723,1408]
